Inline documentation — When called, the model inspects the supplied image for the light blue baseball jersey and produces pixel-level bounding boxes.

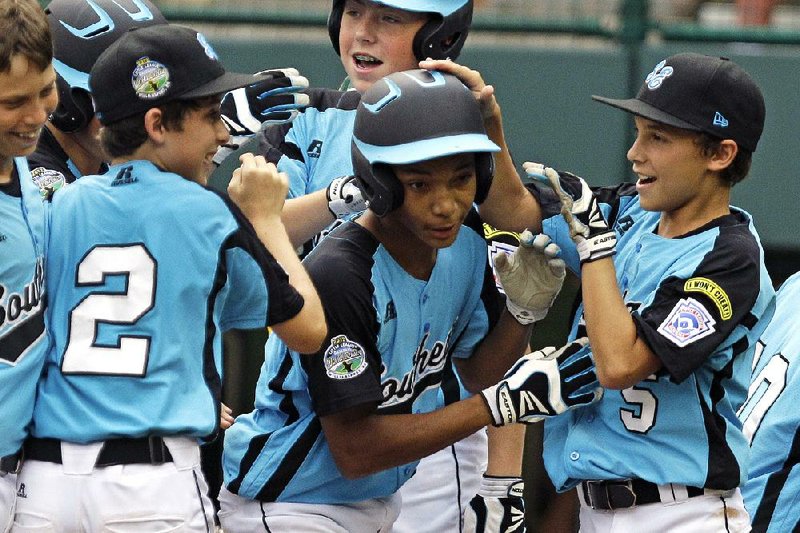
[222,213,502,503]
[0,158,48,458]
[740,272,800,532]
[535,181,775,492]
[32,160,304,443]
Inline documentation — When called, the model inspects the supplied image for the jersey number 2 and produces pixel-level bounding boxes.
[62,244,156,376]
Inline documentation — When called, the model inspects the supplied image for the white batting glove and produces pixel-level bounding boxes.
[493,230,565,325]
[480,338,602,426]
[326,175,367,218]
[523,162,616,264]
[463,476,526,533]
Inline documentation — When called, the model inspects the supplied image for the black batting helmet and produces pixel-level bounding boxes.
[45,0,167,132]
[352,69,498,216]
[328,0,473,62]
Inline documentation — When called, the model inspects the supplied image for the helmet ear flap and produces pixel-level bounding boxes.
[352,144,404,217]
[50,75,94,133]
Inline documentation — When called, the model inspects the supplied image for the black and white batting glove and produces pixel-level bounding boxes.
[220,68,310,136]
[493,230,565,325]
[463,476,526,533]
[326,175,367,218]
[480,337,602,426]
[523,162,616,265]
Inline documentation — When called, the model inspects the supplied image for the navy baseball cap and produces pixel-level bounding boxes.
[592,53,765,152]
[90,24,261,124]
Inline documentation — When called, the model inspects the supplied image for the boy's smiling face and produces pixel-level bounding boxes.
[0,55,57,178]
[339,0,428,93]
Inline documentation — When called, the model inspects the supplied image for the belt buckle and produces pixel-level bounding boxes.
[584,479,638,510]
[606,479,637,509]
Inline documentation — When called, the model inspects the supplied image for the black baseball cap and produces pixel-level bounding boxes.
[592,53,765,152]
[90,24,261,125]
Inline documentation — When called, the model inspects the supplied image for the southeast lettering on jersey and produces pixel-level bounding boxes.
[0,258,44,329]
[381,327,454,407]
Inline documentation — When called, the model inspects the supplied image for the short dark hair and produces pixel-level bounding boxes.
[101,96,218,158]
[0,0,52,73]
[694,133,753,187]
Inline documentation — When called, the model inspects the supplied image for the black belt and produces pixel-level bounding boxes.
[25,437,173,467]
[581,479,706,510]
[0,452,21,475]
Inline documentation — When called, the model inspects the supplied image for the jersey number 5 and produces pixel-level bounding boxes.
[620,376,658,433]
[62,244,156,376]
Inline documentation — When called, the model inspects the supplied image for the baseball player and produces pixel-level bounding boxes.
[219,68,601,533]
[250,2,537,530]
[0,1,57,530]
[13,24,326,531]
[739,271,800,532]
[435,52,774,531]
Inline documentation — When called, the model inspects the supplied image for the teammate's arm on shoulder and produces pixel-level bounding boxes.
[271,303,327,355]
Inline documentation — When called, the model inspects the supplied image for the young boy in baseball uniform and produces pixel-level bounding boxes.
[434,52,774,531]
[13,24,326,531]
[219,68,602,533]
[242,2,540,530]
[740,271,800,532]
[0,1,57,530]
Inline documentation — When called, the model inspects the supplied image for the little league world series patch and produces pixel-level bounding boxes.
[657,297,716,347]
[324,335,368,380]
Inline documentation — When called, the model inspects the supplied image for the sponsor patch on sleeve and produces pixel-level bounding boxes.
[324,335,368,380]
[657,297,717,347]
[684,277,732,320]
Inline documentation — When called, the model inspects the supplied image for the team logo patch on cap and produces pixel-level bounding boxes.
[657,297,716,347]
[324,335,368,380]
[196,33,218,61]
[30,167,66,198]
[684,277,732,320]
[645,60,674,90]
[131,57,171,100]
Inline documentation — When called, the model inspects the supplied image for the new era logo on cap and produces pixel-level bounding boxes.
[592,53,765,152]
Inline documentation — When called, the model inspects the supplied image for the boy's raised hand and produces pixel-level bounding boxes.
[523,162,616,265]
[493,230,565,325]
[227,153,288,223]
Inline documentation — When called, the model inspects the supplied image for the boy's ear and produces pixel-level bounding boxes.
[707,139,738,172]
[143,107,166,144]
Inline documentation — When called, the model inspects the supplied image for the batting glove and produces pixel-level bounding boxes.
[523,162,616,265]
[480,338,602,426]
[220,68,310,136]
[493,230,565,325]
[326,175,367,218]
[463,476,526,533]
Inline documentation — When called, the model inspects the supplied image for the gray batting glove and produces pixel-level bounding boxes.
[523,162,616,265]
[480,338,602,426]
[463,476,526,533]
[326,175,367,218]
[493,230,565,325]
